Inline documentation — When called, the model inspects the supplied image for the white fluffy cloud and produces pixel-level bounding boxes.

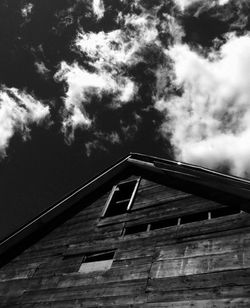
[92,0,105,19]
[174,0,200,10]
[76,14,159,67]
[218,0,230,5]
[55,58,136,140]
[56,13,160,140]
[174,0,230,10]
[0,87,50,157]
[156,34,250,177]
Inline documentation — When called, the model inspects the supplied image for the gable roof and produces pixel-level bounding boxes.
[1,152,250,258]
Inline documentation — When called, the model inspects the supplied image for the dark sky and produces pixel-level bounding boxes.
[0,0,250,241]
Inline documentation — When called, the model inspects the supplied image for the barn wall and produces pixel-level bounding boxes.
[1,170,250,307]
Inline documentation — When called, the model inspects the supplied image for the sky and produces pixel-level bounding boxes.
[0,0,250,241]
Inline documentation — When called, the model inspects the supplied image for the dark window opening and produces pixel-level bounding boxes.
[150,218,178,230]
[103,179,139,217]
[124,223,148,235]
[211,207,240,219]
[181,212,208,225]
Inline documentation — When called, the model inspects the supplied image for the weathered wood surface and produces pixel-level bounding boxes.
[145,298,250,308]
[1,172,250,307]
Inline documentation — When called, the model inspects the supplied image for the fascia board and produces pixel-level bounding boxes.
[128,156,250,202]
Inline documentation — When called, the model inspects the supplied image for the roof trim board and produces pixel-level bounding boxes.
[128,156,250,199]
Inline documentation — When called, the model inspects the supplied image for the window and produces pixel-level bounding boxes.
[180,212,208,225]
[123,219,178,236]
[102,178,140,217]
[124,223,148,235]
[150,218,178,230]
[211,207,240,219]
[79,250,115,274]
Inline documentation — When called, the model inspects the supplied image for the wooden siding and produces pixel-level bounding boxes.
[0,171,250,307]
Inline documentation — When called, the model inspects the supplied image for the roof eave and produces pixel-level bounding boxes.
[129,153,250,200]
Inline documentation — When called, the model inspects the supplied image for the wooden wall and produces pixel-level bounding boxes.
[1,169,250,307]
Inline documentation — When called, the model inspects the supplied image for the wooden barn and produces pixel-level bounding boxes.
[1,153,250,307]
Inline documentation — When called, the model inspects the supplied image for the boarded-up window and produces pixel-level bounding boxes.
[102,179,140,217]
[79,250,115,273]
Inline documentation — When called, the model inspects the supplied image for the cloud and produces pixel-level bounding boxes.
[0,87,50,157]
[218,0,230,5]
[156,34,250,177]
[35,61,50,77]
[85,140,106,157]
[55,62,95,139]
[55,60,136,140]
[174,0,230,10]
[174,0,200,10]
[103,131,121,144]
[76,14,159,69]
[85,131,120,156]
[21,3,33,18]
[92,0,105,19]
[56,12,162,141]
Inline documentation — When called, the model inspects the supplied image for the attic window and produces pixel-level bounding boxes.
[124,223,148,235]
[150,218,178,230]
[211,207,240,219]
[79,250,115,274]
[180,212,208,225]
[102,178,140,217]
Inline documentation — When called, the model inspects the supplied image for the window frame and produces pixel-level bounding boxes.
[101,177,141,218]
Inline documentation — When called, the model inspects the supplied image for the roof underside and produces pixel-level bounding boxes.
[1,152,250,257]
